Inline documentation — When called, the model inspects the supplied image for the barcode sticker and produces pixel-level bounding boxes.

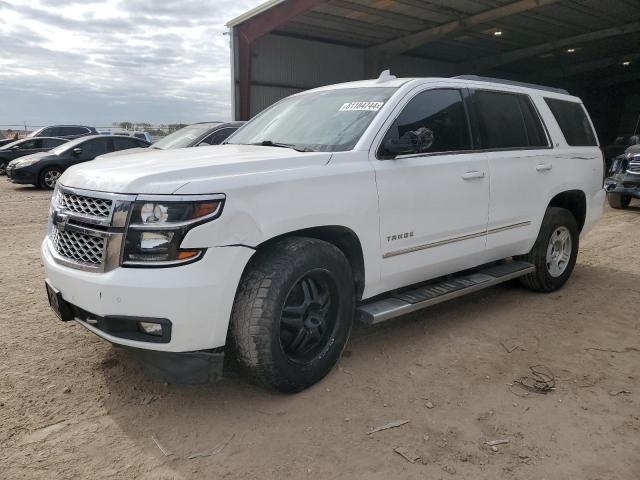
[339,102,384,112]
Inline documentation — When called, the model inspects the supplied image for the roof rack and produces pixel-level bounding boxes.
[453,75,569,95]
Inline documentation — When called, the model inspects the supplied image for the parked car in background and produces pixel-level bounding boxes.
[41,76,604,391]
[603,134,639,169]
[96,122,244,160]
[131,132,153,143]
[6,135,150,189]
[605,150,640,209]
[0,137,68,174]
[29,125,98,140]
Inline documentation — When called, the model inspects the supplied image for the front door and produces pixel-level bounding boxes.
[373,88,490,291]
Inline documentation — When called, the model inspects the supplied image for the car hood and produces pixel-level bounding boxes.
[60,144,333,194]
[8,151,53,166]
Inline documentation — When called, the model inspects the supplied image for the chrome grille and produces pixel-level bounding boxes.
[59,191,113,218]
[51,227,105,266]
[627,160,640,174]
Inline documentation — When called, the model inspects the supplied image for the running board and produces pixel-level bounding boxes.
[357,261,535,325]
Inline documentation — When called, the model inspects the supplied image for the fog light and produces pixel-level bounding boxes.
[139,321,163,336]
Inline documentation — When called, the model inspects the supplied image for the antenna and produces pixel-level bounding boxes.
[376,70,396,83]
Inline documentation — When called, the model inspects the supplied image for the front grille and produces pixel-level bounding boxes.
[59,191,113,218]
[627,161,640,174]
[51,227,105,266]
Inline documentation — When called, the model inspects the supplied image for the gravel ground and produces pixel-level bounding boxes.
[1,180,639,479]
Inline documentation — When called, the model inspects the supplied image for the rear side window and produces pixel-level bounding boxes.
[544,98,597,146]
[201,128,237,145]
[113,137,139,150]
[472,90,547,149]
[42,138,67,148]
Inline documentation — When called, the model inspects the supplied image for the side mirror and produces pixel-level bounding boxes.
[72,147,82,156]
[383,127,435,157]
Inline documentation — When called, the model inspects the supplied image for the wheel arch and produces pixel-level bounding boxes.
[254,225,366,300]
[547,189,587,232]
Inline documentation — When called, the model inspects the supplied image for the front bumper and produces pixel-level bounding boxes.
[6,163,38,184]
[42,238,254,352]
[604,175,640,199]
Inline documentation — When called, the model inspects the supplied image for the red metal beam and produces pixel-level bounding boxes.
[236,0,326,119]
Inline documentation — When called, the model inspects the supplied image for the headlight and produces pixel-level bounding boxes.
[122,195,223,266]
[13,157,40,168]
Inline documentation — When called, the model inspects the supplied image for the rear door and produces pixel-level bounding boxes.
[373,87,490,290]
[467,89,553,260]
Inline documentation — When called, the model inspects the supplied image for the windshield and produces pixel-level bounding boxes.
[226,87,398,152]
[152,123,220,150]
[50,136,86,155]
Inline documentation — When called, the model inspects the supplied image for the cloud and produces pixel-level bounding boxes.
[0,0,264,127]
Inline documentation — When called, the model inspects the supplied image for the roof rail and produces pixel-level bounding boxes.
[453,75,569,95]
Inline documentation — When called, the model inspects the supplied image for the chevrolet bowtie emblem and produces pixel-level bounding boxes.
[55,212,69,232]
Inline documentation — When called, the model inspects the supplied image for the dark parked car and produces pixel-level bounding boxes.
[0,137,68,175]
[6,135,150,189]
[97,121,245,159]
[603,134,640,169]
[29,125,98,140]
[604,150,640,209]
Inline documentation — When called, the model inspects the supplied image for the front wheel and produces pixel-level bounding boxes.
[517,207,579,292]
[0,160,6,175]
[230,237,355,393]
[39,167,63,190]
[607,193,631,209]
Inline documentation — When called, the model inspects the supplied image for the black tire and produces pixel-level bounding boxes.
[517,207,579,293]
[230,237,355,393]
[39,167,63,190]
[607,193,631,209]
[0,160,6,175]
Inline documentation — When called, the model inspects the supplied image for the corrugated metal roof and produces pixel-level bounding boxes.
[229,0,640,85]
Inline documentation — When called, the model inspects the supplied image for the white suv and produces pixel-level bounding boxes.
[42,74,605,392]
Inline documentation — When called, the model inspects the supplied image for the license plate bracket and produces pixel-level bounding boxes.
[45,281,74,321]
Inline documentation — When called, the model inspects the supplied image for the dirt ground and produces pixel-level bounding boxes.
[1,179,639,480]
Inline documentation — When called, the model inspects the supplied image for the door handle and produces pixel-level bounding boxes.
[536,163,553,172]
[461,171,486,180]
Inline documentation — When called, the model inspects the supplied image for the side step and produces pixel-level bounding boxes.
[357,261,535,325]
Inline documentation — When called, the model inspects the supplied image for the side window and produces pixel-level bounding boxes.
[517,96,548,147]
[201,128,237,145]
[113,137,139,150]
[79,138,109,158]
[378,89,471,158]
[136,139,150,147]
[42,127,57,136]
[472,91,529,149]
[18,139,39,149]
[42,138,66,148]
[544,98,597,146]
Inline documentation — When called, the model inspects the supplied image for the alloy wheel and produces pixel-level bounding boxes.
[279,270,338,364]
[546,226,572,277]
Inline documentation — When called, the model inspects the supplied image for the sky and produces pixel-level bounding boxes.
[0,0,265,128]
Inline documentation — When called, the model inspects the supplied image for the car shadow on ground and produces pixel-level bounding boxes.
[93,261,640,477]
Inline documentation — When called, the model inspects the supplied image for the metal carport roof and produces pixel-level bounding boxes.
[227,0,640,139]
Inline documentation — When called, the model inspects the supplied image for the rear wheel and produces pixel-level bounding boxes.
[607,193,631,209]
[517,207,579,292]
[39,167,63,190]
[230,237,355,392]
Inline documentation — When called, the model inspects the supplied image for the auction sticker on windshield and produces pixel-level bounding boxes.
[339,102,384,112]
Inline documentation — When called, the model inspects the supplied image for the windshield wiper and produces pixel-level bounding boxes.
[252,140,315,152]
